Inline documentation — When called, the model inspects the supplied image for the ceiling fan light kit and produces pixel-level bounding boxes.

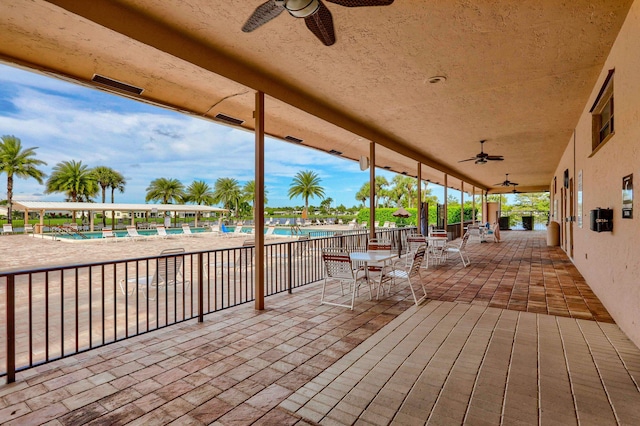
[243,0,395,46]
[459,139,504,165]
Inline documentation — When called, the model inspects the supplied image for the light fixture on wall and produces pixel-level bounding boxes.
[359,155,369,171]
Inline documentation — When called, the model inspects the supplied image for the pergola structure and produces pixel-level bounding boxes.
[1,1,640,347]
[12,201,228,232]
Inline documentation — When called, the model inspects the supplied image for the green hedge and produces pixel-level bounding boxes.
[356,205,477,225]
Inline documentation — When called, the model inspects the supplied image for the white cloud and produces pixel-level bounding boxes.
[0,63,397,207]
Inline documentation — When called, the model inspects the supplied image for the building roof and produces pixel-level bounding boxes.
[0,1,634,193]
[13,201,228,213]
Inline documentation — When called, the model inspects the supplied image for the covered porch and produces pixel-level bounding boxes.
[1,231,637,425]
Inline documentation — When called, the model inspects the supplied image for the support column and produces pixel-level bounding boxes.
[444,174,448,233]
[369,142,376,240]
[39,209,44,234]
[90,210,94,232]
[254,91,265,310]
[417,163,421,233]
[460,182,465,237]
[23,209,28,234]
[472,186,476,224]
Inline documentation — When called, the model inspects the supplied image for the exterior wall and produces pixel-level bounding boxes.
[551,1,640,346]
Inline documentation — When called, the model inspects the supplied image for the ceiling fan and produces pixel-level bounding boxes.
[459,140,504,165]
[495,173,519,187]
[242,0,395,46]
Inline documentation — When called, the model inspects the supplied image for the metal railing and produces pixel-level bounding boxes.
[1,227,415,381]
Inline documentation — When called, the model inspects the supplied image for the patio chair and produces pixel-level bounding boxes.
[119,248,190,300]
[24,224,34,234]
[405,234,426,267]
[181,224,195,237]
[321,247,371,310]
[381,244,428,305]
[125,225,146,241]
[155,225,169,239]
[445,232,471,267]
[2,224,13,235]
[102,227,117,242]
[265,226,276,237]
[363,239,394,293]
[467,224,484,243]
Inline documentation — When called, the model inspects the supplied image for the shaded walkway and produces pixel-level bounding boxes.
[424,231,613,322]
[1,231,636,425]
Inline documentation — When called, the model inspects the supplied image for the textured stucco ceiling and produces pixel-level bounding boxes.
[0,0,633,193]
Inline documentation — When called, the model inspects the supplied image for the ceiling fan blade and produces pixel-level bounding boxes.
[326,0,394,6]
[486,156,504,161]
[458,158,476,163]
[305,2,336,46]
[242,0,285,32]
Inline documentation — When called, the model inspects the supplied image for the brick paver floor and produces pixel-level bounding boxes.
[1,230,637,425]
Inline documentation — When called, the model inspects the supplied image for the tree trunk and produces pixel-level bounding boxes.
[7,174,13,224]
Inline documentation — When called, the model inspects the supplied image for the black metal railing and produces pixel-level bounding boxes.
[1,228,415,381]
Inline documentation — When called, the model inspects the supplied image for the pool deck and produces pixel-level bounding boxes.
[1,230,639,425]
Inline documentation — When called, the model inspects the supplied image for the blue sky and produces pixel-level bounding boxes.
[0,62,451,208]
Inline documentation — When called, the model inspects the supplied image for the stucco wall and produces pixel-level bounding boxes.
[551,1,640,346]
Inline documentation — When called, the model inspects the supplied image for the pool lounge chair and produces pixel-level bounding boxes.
[119,248,190,300]
[2,224,13,235]
[125,225,146,241]
[155,225,169,239]
[102,228,117,242]
[181,224,195,237]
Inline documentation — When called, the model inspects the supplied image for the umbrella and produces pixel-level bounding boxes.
[392,206,411,227]
[392,206,411,218]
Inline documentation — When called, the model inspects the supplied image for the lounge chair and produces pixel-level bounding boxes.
[102,228,117,242]
[265,226,276,237]
[24,224,34,234]
[181,224,195,237]
[2,224,13,235]
[125,225,146,241]
[155,225,169,239]
[119,248,190,300]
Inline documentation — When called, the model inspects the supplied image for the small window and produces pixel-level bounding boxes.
[590,70,615,152]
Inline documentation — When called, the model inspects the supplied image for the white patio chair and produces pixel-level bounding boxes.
[24,224,34,234]
[181,224,195,237]
[381,244,428,306]
[321,247,371,310]
[3,224,14,235]
[405,234,426,267]
[119,248,190,300]
[125,225,146,241]
[155,225,169,239]
[102,227,117,242]
[446,232,471,267]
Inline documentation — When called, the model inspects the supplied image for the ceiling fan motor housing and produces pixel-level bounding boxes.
[285,0,320,18]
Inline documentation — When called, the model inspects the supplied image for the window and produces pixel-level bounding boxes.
[590,69,614,153]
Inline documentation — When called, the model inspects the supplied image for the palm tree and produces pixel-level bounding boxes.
[45,160,98,221]
[0,135,47,224]
[93,166,126,226]
[242,180,269,217]
[288,170,325,216]
[185,180,215,223]
[145,178,185,204]
[355,176,389,208]
[212,177,241,217]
